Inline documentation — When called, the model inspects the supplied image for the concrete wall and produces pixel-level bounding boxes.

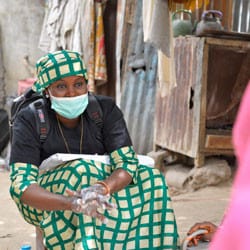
[0,0,45,109]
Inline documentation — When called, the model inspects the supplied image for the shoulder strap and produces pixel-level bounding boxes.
[10,88,40,127]
[87,93,103,129]
[29,98,50,143]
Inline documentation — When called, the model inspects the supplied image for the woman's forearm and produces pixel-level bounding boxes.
[20,183,72,211]
[20,169,132,210]
[103,169,132,194]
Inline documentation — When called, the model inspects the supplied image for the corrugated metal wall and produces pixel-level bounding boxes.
[120,0,158,154]
[0,35,5,108]
[154,37,205,158]
[232,0,250,32]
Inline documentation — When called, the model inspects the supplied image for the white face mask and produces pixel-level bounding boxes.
[49,92,89,119]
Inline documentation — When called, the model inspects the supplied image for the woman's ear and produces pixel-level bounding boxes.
[44,89,49,98]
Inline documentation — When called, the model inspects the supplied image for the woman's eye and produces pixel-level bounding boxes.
[75,81,84,88]
[55,83,67,89]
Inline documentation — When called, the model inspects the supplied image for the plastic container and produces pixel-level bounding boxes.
[186,242,209,250]
[182,229,209,250]
[20,244,31,250]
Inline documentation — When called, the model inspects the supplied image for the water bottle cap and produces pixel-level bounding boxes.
[20,245,31,250]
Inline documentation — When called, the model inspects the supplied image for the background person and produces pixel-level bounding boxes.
[186,81,250,250]
[209,80,250,250]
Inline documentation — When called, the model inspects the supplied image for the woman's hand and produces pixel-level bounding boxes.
[187,221,217,246]
[66,185,117,224]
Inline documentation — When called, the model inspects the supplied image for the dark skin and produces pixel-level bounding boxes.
[187,221,217,246]
[21,75,132,218]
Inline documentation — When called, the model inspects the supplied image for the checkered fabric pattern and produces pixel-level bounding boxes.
[32,50,88,93]
[10,147,180,249]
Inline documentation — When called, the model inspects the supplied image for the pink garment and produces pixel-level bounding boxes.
[209,81,250,250]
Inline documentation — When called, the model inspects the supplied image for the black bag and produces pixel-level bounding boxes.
[9,88,103,144]
[0,109,10,153]
[9,88,49,143]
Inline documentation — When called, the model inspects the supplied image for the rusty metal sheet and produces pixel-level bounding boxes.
[155,37,205,158]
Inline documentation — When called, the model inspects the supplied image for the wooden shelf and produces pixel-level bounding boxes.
[205,129,233,150]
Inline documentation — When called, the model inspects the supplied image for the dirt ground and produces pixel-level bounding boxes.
[0,168,233,250]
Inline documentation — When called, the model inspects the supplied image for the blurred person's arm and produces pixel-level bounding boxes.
[187,221,218,246]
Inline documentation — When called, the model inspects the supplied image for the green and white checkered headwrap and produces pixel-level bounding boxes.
[33,50,88,93]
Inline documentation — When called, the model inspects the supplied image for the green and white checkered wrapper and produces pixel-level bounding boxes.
[10,147,180,249]
[33,50,88,93]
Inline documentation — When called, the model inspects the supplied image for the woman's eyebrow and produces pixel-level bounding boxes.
[74,77,85,81]
[73,78,86,84]
[54,79,66,84]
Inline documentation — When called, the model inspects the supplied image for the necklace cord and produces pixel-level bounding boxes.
[56,115,83,154]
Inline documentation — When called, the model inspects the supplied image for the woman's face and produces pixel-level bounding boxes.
[47,75,88,97]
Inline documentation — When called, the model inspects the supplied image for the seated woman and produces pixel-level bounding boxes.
[9,50,179,250]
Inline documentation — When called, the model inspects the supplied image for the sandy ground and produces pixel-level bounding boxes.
[0,170,35,249]
[172,179,232,243]
[0,169,232,250]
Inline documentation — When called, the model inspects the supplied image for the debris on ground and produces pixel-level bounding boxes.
[164,157,233,196]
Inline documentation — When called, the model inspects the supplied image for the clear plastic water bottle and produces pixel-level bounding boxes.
[20,244,31,250]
